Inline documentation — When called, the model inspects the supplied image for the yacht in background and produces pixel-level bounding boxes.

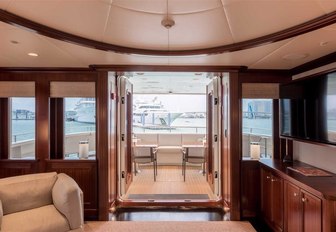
[74,98,96,124]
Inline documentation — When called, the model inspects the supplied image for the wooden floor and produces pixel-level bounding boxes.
[125,165,217,200]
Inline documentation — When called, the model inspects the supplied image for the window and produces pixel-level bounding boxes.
[10,98,35,159]
[50,81,96,159]
[242,99,273,159]
[64,98,96,159]
[133,94,206,134]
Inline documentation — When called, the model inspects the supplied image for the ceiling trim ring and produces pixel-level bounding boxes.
[0,9,336,56]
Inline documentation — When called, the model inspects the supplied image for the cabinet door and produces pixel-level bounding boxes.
[302,191,322,232]
[285,182,301,232]
[261,168,272,224]
[271,174,284,232]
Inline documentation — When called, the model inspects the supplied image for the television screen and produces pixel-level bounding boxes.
[280,71,336,145]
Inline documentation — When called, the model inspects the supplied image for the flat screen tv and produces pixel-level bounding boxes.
[280,71,336,146]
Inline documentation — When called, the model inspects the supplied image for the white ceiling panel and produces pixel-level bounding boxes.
[0,0,12,10]
[166,0,222,14]
[112,0,166,14]
[316,0,336,13]
[0,55,17,67]
[45,37,171,66]
[0,1,336,69]
[103,6,169,50]
[165,39,291,66]
[169,8,233,49]
[6,0,111,41]
[250,24,336,69]
[222,0,327,42]
[0,24,86,67]
[112,0,221,14]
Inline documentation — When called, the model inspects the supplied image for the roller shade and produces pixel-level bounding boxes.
[50,82,95,97]
[0,82,35,97]
[242,83,279,99]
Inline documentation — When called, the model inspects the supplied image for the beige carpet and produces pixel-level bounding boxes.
[84,221,256,232]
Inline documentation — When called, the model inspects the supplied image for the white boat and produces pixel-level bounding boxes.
[133,98,164,116]
[74,98,96,124]
[133,98,182,128]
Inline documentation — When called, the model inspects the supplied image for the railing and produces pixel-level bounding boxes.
[133,125,206,134]
[12,125,95,143]
[12,132,35,143]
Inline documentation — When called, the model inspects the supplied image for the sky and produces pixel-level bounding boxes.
[11,95,207,113]
[11,97,81,112]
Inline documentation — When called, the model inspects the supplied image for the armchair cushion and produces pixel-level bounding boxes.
[52,173,83,230]
[0,172,57,215]
[1,205,70,232]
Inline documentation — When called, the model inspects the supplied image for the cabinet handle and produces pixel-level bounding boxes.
[271,178,276,182]
[293,192,298,197]
[302,197,308,203]
[266,176,271,179]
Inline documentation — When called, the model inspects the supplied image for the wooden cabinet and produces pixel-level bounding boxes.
[284,181,322,232]
[285,181,301,232]
[261,167,284,231]
[260,160,336,232]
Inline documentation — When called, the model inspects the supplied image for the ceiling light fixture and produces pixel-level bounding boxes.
[282,53,308,60]
[28,52,38,57]
[161,18,175,29]
[320,41,329,47]
[161,0,175,30]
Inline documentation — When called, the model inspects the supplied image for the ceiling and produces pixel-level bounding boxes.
[0,0,336,69]
[127,72,212,94]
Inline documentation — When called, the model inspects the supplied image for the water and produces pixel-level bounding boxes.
[242,118,272,136]
[12,120,95,142]
[11,118,336,142]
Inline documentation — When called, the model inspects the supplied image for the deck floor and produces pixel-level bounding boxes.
[125,165,217,200]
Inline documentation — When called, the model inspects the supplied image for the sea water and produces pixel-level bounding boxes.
[11,118,336,142]
[12,120,95,142]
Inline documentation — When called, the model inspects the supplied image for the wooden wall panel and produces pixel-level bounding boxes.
[0,71,100,220]
[241,160,260,218]
[46,160,98,219]
[0,161,38,178]
[0,98,9,159]
[228,71,241,220]
[96,71,110,220]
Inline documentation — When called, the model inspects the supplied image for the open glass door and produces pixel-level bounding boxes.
[206,76,222,197]
[117,75,133,197]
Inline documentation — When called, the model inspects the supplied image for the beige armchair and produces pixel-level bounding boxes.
[0,172,83,232]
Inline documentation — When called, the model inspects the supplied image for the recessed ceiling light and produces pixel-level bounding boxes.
[320,41,329,47]
[28,52,39,57]
[282,53,308,60]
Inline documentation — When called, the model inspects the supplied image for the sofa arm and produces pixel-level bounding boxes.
[0,199,3,231]
[52,173,83,230]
